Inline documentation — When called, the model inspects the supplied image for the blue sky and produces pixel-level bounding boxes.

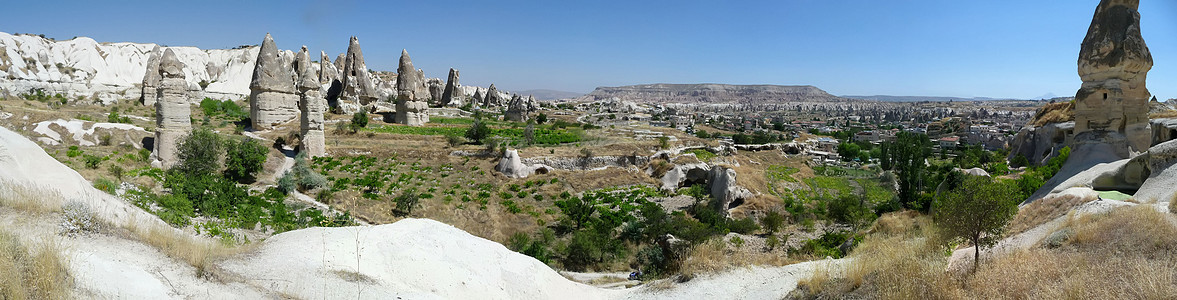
[3,0,1174,99]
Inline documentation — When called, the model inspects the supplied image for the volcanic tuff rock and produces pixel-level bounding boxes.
[505,94,531,122]
[338,36,377,113]
[579,84,844,104]
[0,31,258,104]
[140,46,162,106]
[295,46,326,157]
[151,49,191,169]
[427,78,444,105]
[1072,0,1153,154]
[248,33,299,130]
[441,68,462,107]
[394,49,429,125]
[484,84,505,107]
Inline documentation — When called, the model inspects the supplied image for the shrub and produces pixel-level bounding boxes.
[535,113,548,124]
[175,128,223,177]
[727,217,760,234]
[61,201,101,235]
[351,111,369,128]
[394,189,421,216]
[66,146,82,158]
[445,134,464,147]
[108,165,124,180]
[99,134,113,146]
[277,172,296,194]
[761,211,785,233]
[83,154,104,169]
[223,137,268,182]
[465,118,491,144]
[93,177,117,194]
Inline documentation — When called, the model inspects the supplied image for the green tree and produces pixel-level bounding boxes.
[175,128,223,176]
[535,113,548,124]
[886,132,932,211]
[932,175,1020,273]
[694,130,710,139]
[224,137,268,182]
[465,117,491,144]
[351,111,369,128]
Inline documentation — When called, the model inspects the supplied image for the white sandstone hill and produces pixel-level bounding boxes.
[0,31,258,103]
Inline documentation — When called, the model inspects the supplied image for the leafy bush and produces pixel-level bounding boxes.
[175,128,223,177]
[199,98,247,120]
[761,211,785,233]
[93,178,117,195]
[107,111,132,124]
[394,188,421,216]
[466,118,491,144]
[223,137,268,182]
[66,146,82,158]
[82,154,104,169]
[351,111,369,128]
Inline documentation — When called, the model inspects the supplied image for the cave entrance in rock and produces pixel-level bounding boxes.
[682,168,709,188]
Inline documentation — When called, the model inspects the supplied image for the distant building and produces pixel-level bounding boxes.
[938,136,960,150]
[853,131,879,142]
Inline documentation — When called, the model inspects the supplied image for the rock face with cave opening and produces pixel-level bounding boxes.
[1072,0,1153,155]
[337,36,377,114]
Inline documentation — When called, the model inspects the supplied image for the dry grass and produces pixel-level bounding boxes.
[965,205,1177,299]
[122,217,255,278]
[1150,110,1177,119]
[0,180,64,214]
[797,205,1177,299]
[0,229,71,299]
[1005,192,1094,236]
[1031,101,1074,126]
[678,238,796,278]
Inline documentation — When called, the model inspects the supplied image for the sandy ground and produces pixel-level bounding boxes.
[623,259,848,300]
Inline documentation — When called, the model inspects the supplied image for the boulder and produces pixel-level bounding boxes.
[709,166,750,213]
[1151,118,1177,146]
[441,68,462,107]
[659,163,711,192]
[151,49,191,169]
[140,46,162,106]
[248,33,299,130]
[295,46,326,157]
[495,149,550,179]
[1072,0,1153,153]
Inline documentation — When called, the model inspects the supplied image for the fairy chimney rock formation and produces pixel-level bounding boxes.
[249,33,299,130]
[152,49,191,169]
[505,94,530,122]
[140,46,162,106]
[1073,0,1153,153]
[441,68,462,107]
[296,46,326,157]
[394,49,429,126]
[484,84,504,107]
[338,36,377,113]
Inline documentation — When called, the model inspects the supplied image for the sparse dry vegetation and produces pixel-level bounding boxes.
[793,205,1177,299]
[0,230,71,300]
[1006,192,1094,236]
[1030,101,1074,126]
[678,238,795,278]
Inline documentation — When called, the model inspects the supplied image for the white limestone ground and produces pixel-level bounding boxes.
[30,118,146,146]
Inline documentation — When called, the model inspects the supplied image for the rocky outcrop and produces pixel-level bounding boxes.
[505,94,531,122]
[0,31,259,104]
[1007,122,1075,166]
[495,149,551,178]
[1151,118,1177,146]
[578,84,844,105]
[140,46,162,106]
[394,49,429,126]
[319,51,342,103]
[427,78,444,106]
[151,49,191,169]
[337,36,377,113]
[708,166,751,213]
[295,46,325,157]
[484,84,505,107]
[1072,0,1153,154]
[248,33,299,130]
[441,68,462,107]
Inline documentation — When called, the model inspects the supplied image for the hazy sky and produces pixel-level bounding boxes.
[3,0,1174,99]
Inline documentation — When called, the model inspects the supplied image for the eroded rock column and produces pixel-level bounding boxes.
[296,46,326,157]
[249,33,299,130]
[152,49,191,169]
[1073,0,1153,153]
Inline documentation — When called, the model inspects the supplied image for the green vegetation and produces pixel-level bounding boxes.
[223,137,267,183]
[684,149,716,161]
[198,98,247,120]
[933,175,1020,272]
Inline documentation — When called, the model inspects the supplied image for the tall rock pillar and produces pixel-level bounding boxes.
[1073,0,1153,153]
[249,33,299,130]
[296,46,326,157]
[152,49,191,169]
[394,49,430,126]
[140,46,162,106]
